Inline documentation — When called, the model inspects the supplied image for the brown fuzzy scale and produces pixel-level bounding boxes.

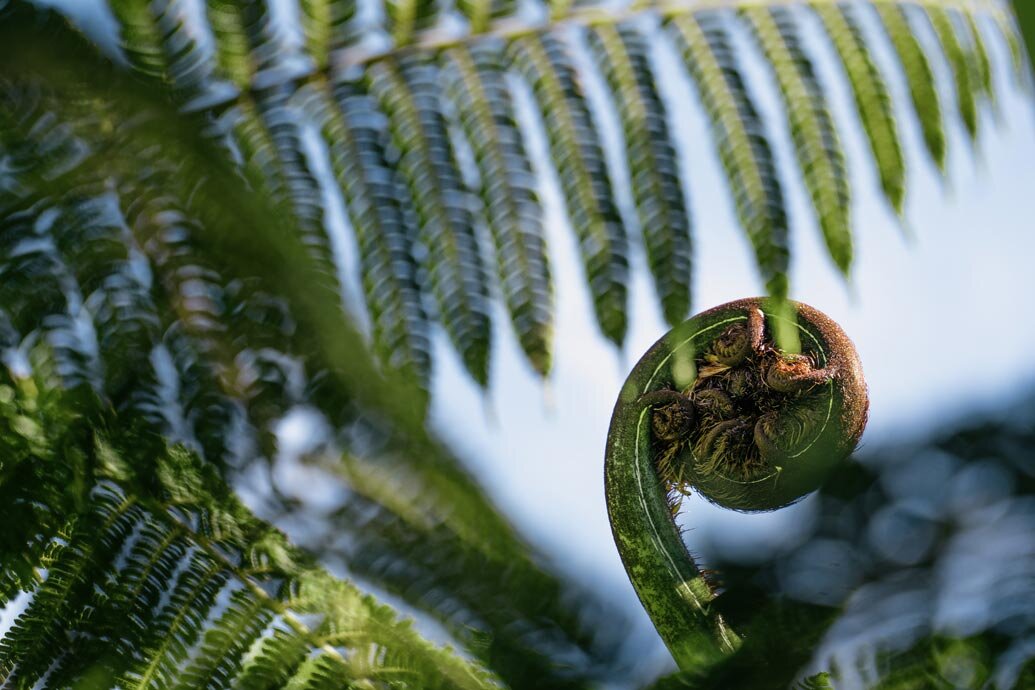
[644,299,868,511]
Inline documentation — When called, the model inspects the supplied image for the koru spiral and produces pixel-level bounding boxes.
[604,298,867,669]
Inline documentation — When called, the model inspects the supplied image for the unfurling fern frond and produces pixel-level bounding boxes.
[668,11,790,299]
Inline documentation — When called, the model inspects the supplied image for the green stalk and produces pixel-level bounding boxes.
[605,298,867,671]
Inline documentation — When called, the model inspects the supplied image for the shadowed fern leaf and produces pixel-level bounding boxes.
[366,56,493,385]
[441,41,554,374]
[299,79,434,386]
[668,11,790,298]
[746,5,852,273]
[586,22,694,325]
[814,2,906,216]
[508,31,630,344]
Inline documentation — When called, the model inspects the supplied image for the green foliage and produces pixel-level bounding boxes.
[508,31,631,345]
[875,3,948,171]
[0,4,624,687]
[667,11,790,298]
[926,6,981,141]
[586,23,694,326]
[41,0,1015,385]
[1,0,1030,688]
[746,6,852,272]
[814,3,905,216]
[0,363,494,690]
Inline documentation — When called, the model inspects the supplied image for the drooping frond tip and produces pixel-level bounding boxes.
[16,0,1024,389]
[95,0,1018,386]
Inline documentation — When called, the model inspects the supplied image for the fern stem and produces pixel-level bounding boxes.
[605,298,867,671]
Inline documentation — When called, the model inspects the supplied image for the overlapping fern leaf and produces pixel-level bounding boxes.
[0,5,626,686]
[0,362,496,690]
[78,0,1024,385]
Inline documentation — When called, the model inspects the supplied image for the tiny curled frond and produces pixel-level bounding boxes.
[604,298,867,671]
[642,299,866,512]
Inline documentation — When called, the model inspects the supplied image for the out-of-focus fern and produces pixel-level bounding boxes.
[0,5,626,686]
[926,6,981,141]
[65,0,1017,384]
[0,361,496,690]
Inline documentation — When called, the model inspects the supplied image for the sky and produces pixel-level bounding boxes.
[27,0,1035,683]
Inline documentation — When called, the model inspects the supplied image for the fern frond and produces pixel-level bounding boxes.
[794,672,834,689]
[874,2,947,170]
[586,22,693,325]
[746,5,853,273]
[297,78,433,385]
[667,11,789,298]
[299,0,356,70]
[0,365,499,689]
[387,0,439,47]
[203,0,254,87]
[366,56,494,385]
[989,4,1027,86]
[508,31,629,344]
[441,41,554,375]
[924,5,979,141]
[962,10,996,107]
[107,0,166,82]
[813,2,905,216]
